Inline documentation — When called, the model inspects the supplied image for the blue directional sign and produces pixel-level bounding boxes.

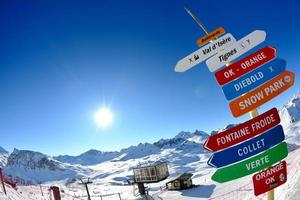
[208,125,285,168]
[222,58,286,100]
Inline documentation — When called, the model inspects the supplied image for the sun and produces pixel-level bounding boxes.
[94,107,113,128]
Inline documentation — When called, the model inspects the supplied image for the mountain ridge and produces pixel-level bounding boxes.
[1,92,300,183]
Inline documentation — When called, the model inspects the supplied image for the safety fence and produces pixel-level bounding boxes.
[1,149,300,200]
[208,149,300,200]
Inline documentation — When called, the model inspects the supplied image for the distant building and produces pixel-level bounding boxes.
[133,161,169,183]
[166,173,193,190]
[133,161,169,195]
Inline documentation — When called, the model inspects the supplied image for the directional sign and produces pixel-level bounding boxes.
[196,27,225,46]
[222,58,286,100]
[215,46,276,85]
[230,71,295,117]
[204,107,280,152]
[175,33,236,72]
[208,125,284,168]
[211,142,288,183]
[252,161,287,196]
[206,30,266,72]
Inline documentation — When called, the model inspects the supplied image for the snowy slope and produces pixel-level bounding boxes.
[279,92,300,127]
[4,149,92,183]
[279,92,300,145]
[0,92,300,199]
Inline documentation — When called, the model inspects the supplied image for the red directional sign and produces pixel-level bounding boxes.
[215,46,276,85]
[252,160,287,196]
[203,108,280,152]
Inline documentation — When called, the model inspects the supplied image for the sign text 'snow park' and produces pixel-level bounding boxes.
[229,71,295,117]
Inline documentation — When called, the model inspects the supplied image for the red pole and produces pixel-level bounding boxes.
[0,168,7,195]
[50,186,61,200]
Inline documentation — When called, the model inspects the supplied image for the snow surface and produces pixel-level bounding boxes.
[0,92,300,199]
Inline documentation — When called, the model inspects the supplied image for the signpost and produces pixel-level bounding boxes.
[222,58,286,100]
[208,125,285,168]
[229,71,295,117]
[175,33,236,72]
[204,107,280,152]
[175,6,295,199]
[252,161,287,196]
[206,30,266,72]
[215,46,277,85]
[211,142,288,183]
[196,27,225,46]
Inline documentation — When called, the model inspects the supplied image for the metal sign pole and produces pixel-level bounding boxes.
[184,7,209,35]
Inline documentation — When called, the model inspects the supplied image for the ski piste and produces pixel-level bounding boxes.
[175,33,236,72]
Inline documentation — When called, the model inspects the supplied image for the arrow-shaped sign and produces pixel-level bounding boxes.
[204,107,280,152]
[206,30,266,72]
[222,58,286,100]
[215,46,276,85]
[211,142,288,183]
[230,71,295,117]
[175,33,236,72]
[208,125,284,168]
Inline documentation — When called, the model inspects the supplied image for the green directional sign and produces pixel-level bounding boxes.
[212,142,288,183]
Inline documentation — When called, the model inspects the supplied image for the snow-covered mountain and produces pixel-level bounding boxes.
[279,92,300,145]
[0,146,9,167]
[1,92,300,186]
[154,130,209,148]
[280,92,300,127]
[54,149,119,165]
[4,149,92,183]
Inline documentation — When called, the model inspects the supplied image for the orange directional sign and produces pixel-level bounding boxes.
[230,71,295,117]
[196,27,225,46]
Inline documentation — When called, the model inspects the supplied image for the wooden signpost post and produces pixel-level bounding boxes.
[175,6,296,200]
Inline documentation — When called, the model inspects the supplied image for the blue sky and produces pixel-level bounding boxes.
[0,0,299,156]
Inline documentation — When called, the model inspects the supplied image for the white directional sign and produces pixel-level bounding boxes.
[206,30,266,72]
[175,33,236,72]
